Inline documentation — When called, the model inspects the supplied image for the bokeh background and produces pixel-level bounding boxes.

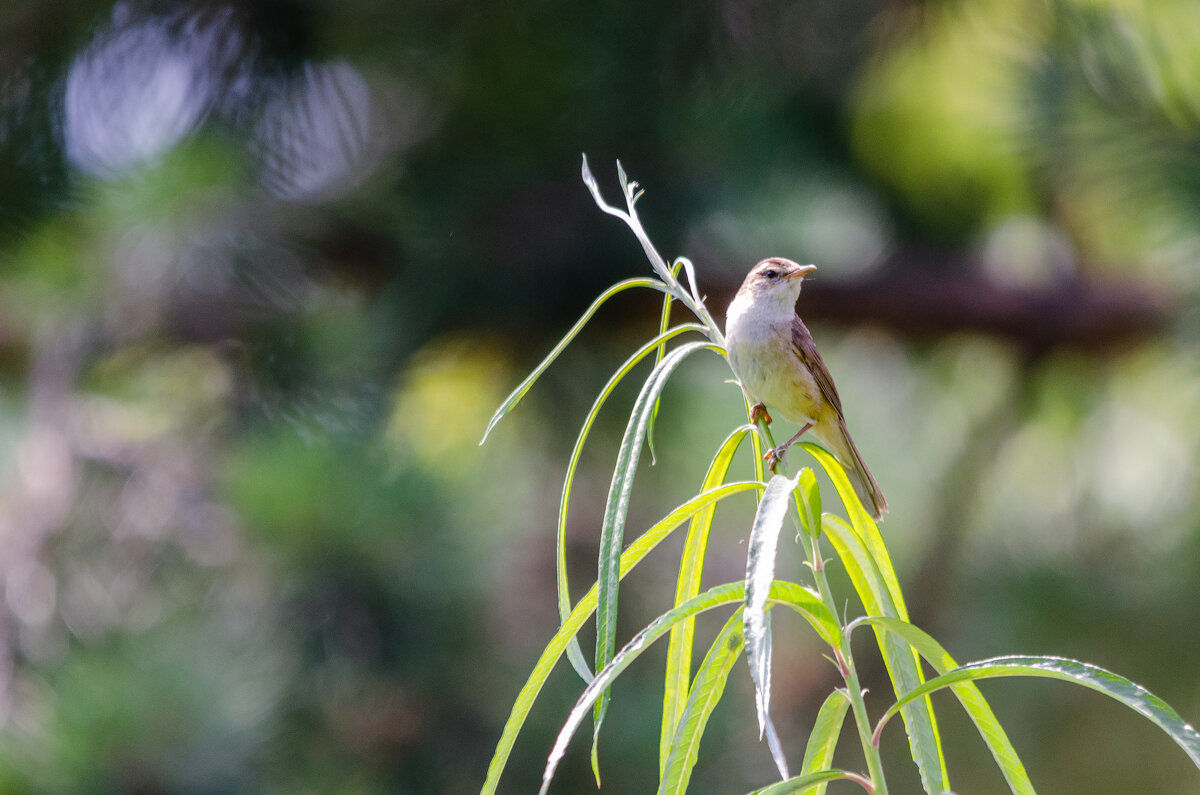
[1,1,1199,792]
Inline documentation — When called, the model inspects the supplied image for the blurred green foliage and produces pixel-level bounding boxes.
[0,0,1198,792]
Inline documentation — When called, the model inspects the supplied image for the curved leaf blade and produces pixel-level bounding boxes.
[593,341,720,760]
[799,690,851,793]
[746,472,802,781]
[646,259,686,463]
[658,607,746,794]
[544,583,748,795]
[540,580,834,795]
[745,768,872,795]
[854,616,1034,795]
[822,512,949,794]
[800,442,905,615]
[879,654,1200,774]
[661,427,754,773]
[479,276,669,444]
[556,323,708,683]
[481,481,761,795]
[793,468,821,539]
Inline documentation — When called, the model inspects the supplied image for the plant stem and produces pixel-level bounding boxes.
[792,507,889,795]
[755,411,889,794]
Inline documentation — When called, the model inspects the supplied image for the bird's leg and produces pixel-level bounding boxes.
[749,402,772,425]
[765,422,814,472]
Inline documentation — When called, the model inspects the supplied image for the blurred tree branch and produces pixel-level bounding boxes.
[707,247,1171,355]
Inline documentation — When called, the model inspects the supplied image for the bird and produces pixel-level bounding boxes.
[724,257,888,520]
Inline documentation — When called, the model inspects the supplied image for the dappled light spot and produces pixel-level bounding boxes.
[62,5,235,176]
[254,61,377,202]
[387,334,511,475]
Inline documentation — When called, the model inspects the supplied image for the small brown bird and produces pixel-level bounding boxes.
[724,257,888,519]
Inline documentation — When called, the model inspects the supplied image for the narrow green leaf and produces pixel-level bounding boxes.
[800,442,906,616]
[745,768,872,795]
[557,323,708,684]
[645,259,685,464]
[805,441,949,793]
[540,580,831,795]
[793,468,821,539]
[481,482,761,795]
[799,690,851,794]
[822,513,949,794]
[544,583,747,795]
[852,617,1034,795]
[877,655,1200,776]
[658,608,746,794]
[797,441,874,532]
[593,340,719,768]
[661,427,753,774]
[745,473,803,781]
[763,580,838,647]
[479,276,670,444]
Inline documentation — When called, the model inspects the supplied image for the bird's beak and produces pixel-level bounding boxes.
[784,264,817,280]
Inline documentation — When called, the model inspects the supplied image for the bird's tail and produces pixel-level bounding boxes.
[820,419,888,521]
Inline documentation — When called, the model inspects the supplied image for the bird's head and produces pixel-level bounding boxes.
[736,258,817,309]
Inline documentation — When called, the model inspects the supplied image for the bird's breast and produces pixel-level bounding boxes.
[725,305,822,426]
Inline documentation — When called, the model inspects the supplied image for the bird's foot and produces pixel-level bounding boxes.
[750,402,772,425]
[762,422,812,474]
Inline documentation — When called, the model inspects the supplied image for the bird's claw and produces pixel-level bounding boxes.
[764,446,784,473]
[750,402,772,425]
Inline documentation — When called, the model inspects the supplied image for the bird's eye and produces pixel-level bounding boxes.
[764,269,778,279]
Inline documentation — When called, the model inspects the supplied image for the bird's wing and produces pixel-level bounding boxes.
[792,316,845,418]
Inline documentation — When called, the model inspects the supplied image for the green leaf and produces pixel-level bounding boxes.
[661,427,753,774]
[744,769,872,795]
[658,608,746,794]
[800,442,905,613]
[762,580,838,647]
[793,468,821,539]
[645,259,685,464]
[877,654,1200,776]
[804,441,949,794]
[480,481,762,795]
[540,580,832,795]
[479,276,670,444]
[798,441,875,533]
[852,617,1034,795]
[544,583,747,795]
[745,472,803,781]
[593,340,719,773]
[799,690,851,794]
[822,512,949,794]
[557,323,708,684]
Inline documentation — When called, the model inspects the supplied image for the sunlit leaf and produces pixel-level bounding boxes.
[745,472,802,781]
[799,690,851,794]
[803,441,948,793]
[822,512,949,794]
[877,655,1200,777]
[481,481,761,795]
[540,580,832,795]
[658,607,746,794]
[661,427,753,774]
[557,323,708,683]
[853,616,1034,794]
[793,468,821,539]
[593,340,719,773]
[645,259,685,463]
[479,276,671,445]
[744,768,872,794]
